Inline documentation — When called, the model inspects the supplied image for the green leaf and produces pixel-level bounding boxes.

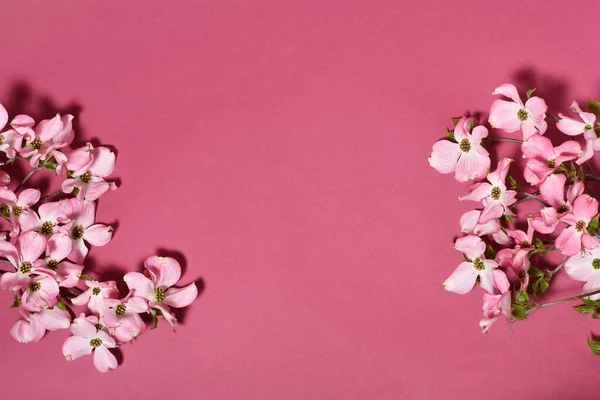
[529,266,544,278]
[2,205,10,218]
[582,297,599,307]
[150,308,161,330]
[589,100,600,116]
[533,237,544,249]
[503,214,514,223]
[588,214,600,234]
[593,310,600,319]
[10,298,21,308]
[574,305,594,314]
[57,300,67,311]
[588,337,600,355]
[42,161,56,171]
[511,304,526,320]
[485,243,496,260]
[539,278,550,294]
[526,88,536,99]
[451,117,461,127]
[79,274,89,280]
[515,289,529,305]
[446,128,457,143]
[507,175,517,189]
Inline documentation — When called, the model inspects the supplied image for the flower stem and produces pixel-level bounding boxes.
[547,112,560,122]
[488,137,523,144]
[515,191,549,206]
[15,166,42,192]
[586,174,600,182]
[535,288,600,309]
[551,258,568,275]
[41,190,63,202]
[586,162,598,178]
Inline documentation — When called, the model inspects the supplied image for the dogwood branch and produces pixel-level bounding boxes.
[534,288,600,309]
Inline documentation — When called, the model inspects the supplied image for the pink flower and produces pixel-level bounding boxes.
[0,104,25,159]
[521,134,581,186]
[20,199,72,238]
[44,232,82,288]
[557,102,600,164]
[64,200,113,263]
[564,247,600,300]
[103,294,148,343]
[10,306,71,344]
[443,236,499,294]
[124,256,198,327]
[21,274,60,312]
[0,231,50,291]
[488,83,547,140]
[428,116,491,182]
[0,188,41,237]
[495,219,535,272]
[530,174,584,234]
[62,315,118,373]
[459,158,517,224]
[20,114,74,168]
[62,144,117,201]
[460,209,501,236]
[71,280,119,315]
[557,101,597,137]
[479,270,511,333]
[555,194,600,256]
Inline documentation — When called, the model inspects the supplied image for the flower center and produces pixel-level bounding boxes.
[19,261,32,274]
[95,323,104,330]
[89,338,102,348]
[0,135,4,144]
[473,257,485,271]
[92,287,101,296]
[548,159,556,168]
[585,124,593,131]
[576,220,587,232]
[155,287,166,302]
[79,172,92,184]
[115,304,127,315]
[557,204,569,214]
[71,225,84,240]
[46,259,58,270]
[30,282,41,292]
[521,241,531,248]
[41,221,54,235]
[517,109,529,121]
[12,206,22,216]
[593,259,600,270]
[459,139,471,153]
[30,138,42,150]
[490,186,501,200]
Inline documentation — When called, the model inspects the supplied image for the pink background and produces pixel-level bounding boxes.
[1,1,600,398]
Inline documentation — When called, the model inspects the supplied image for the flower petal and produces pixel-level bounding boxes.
[88,147,116,178]
[428,140,460,174]
[63,336,93,361]
[488,99,522,132]
[454,150,490,182]
[454,235,485,259]
[18,231,46,262]
[539,174,566,207]
[144,256,182,289]
[164,283,198,308]
[83,224,113,246]
[443,261,478,294]
[556,226,583,257]
[123,272,155,300]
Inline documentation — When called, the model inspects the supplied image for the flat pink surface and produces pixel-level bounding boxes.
[1,1,600,398]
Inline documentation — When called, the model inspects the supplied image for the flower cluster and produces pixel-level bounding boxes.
[0,104,198,372]
[429,84,600,354]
